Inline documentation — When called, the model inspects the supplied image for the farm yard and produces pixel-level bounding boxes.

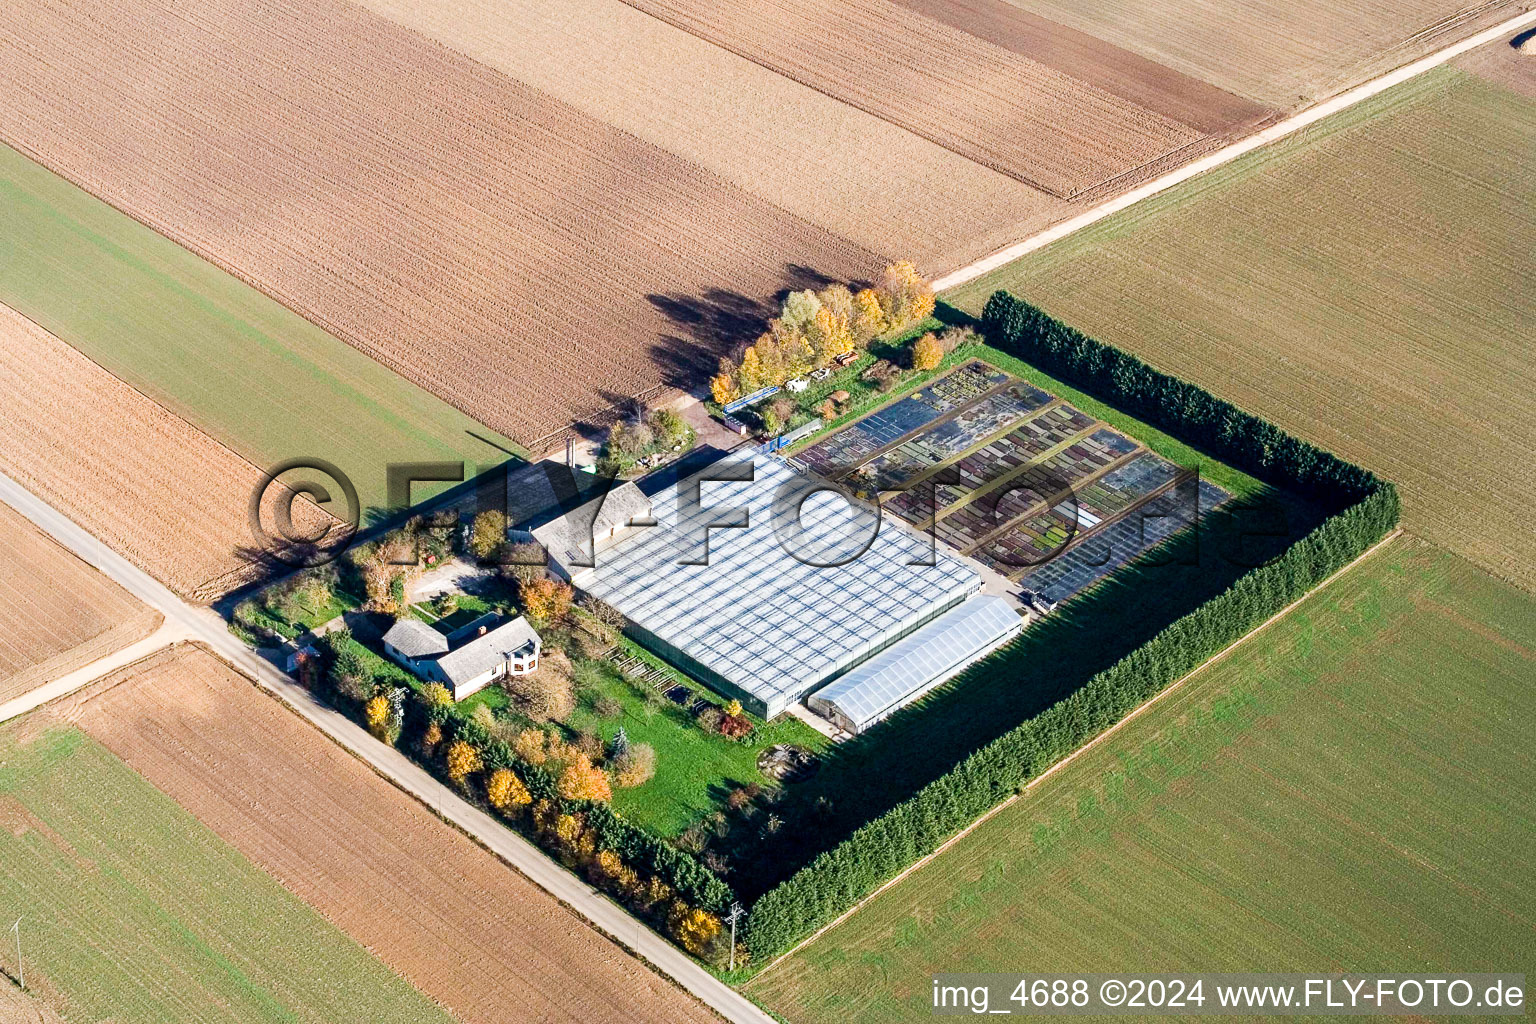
[748,541,1536,1022]
[0,502,160,707]
[951,66,1536,590]
[0,721,454,1024]
[0,303,340,601]
[0,0,878,450]
[0,144,524,516]
[62,644,721,1024]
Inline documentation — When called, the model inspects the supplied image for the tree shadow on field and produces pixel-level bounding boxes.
[645,262,874,395]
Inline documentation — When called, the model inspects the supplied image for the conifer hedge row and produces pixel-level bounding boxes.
[742,292,1399,960]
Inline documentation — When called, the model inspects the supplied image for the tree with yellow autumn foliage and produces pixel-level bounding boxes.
[445,739,482,786]
[520,576,572,627]
[513,728,548,765]
[851,287,888,345]
[876,261,935,330]
[557,753,613,802]
[710,370,739,406]
[668,900,724,959]
[364,694,390,736]
[910,332,943,371]
[486,768,532,814]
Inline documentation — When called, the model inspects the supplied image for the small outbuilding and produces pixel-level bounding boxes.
[383,613,540,701]
[528,481,653,580]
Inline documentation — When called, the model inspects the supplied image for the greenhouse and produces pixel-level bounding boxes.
[580,454,981,718]
[807,595,1022,734]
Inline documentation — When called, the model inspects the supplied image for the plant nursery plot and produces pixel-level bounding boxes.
[791,361,1010,479]
[0,501,161,706]
[64,644,718,1024]
[618,0,1205,196]
[0,303,338,601]
[0,0,877,450]
[750,542,1536,1023]
[0,722,453,1024]
[950,69,1536,588]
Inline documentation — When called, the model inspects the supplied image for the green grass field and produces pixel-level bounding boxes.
[749,539,1536,1020]
[0,723,452,1024]
[0,145,524,515]
[949,68,1536,590]
[564,655,830,837]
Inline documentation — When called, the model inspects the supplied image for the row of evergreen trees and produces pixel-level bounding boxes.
[742,291,1399,960]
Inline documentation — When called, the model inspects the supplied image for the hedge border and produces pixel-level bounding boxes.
[742,292,1399,960]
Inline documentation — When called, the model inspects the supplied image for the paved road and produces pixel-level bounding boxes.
[932,7,1536,292]
[0,471,774,1024]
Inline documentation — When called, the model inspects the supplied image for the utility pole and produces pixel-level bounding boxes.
[10,918,20,990]
[724,902,745,972]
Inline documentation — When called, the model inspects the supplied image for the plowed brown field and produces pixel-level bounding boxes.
[68,644,719,1024]
[996,0,1522,107]
[346,0,1072,271]
[0,501,160,707]
[618,0,1202,197]
[0,0,878,449]
[0,304,334,601]
[892,0,1275,134]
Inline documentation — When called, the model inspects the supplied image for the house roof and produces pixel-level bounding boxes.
[531,481,652,569]
[436,615,540,687]
[382,618,450,658]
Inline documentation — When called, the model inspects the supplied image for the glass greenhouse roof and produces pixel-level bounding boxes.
[580,454,980,715]
[808,595,1022,730]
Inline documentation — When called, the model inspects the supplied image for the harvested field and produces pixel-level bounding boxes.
[67,644,719,1024]
[952,69,1536,589]
[1455,26,1536,98]
[0,0,878,449]
[348,0,1070,270]
[893,0,1275,134]
[0,983,64,1024]
[0,501,160,707]
[0,143,524,515]
[752,541,1536,1022]
[0,722,454,1024]
[997,0,1524,107]
[617,0,1203,197]
[0,303,337,601]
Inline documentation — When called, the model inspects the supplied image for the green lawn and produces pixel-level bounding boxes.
[0,145,524,516]
[567,655,830,837]
[749,539,1536,1020]
[0,724,452,1024]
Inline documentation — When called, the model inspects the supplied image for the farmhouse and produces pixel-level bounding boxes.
[578,454,989,719]
[525,479,654,580]
[382,613,540,701]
